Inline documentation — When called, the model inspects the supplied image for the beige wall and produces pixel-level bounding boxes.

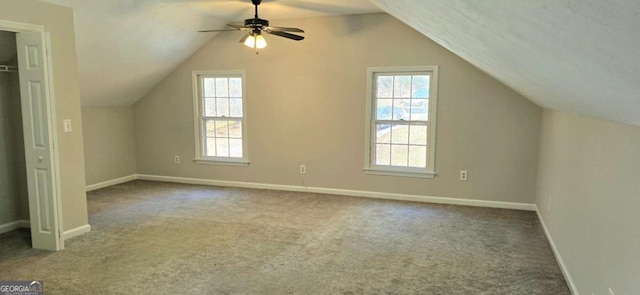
[82,106,137,186]
[536,109,640,294]
[134,13,541,204]
[0,0,88,230]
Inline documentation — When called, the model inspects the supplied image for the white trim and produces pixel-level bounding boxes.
[364,66,439,176]
[0,20,43,32]
[45,32,65,250]
[19,220,30,228]
[86,174,138,192]
[536,207,579,295]
[62,224,91,240]
[192,70,249,163]
[193,159,250,166]
[0,220,30,234]
[363,168,436,179]
[137,174,536,211]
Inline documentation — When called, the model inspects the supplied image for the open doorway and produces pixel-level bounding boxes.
[0,20,64,251]
[0,31,32,250]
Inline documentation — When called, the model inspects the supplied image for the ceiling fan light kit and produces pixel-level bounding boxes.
[199,0,305,52]
[244,34,267,49]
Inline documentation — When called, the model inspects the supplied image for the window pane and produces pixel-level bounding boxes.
[215,120,229,137]
[216,98,229,117]
[229,138,243,157]
[391,144,408,166]
[394,75,411,98]
[376,144,390,165]
[409,125,427,145]
[215,78,229,97]
[206,138,216,156]
[368,70,436,171]
[229,120,242,138]
[199,74,245,160]
[230,98,243,117]
[408,145,427,168]
[376,124,391,143]
[229,78,242,97]
[376,99,393,120]
[391,124,409,144]
[203,78,215,97]
[412,75,430,98]
[393,99,409,120]
[205,120,216,137]
[216,138,229,157]
[377,76,393,98]
[409,99,428,121]
[204,97,216,117]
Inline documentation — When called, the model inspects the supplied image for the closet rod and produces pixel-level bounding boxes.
[0,65,18,73]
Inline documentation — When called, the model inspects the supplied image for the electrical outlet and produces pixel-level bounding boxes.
[174,155,180,164]
[300,165,306,174]
[459,170,468,181]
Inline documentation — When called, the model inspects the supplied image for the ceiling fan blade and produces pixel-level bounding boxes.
[239,33,250,43]
[267,31,305,41]
[198,29,240,32]
[266,26,304,33]
[227,23,245,30]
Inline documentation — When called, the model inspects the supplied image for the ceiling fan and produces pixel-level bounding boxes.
[199,0,305,50]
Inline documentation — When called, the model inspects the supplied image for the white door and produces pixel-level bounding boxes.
[16,32,61,251]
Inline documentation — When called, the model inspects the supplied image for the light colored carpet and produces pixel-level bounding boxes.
[0,180,569,294]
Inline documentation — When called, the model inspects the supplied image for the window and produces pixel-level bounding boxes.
[364,66,438,178]
[193,71,248,166]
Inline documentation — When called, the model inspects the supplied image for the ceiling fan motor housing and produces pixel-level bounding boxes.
[245,18,269,29]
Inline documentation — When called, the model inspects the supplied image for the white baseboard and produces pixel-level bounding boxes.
[62,224,91,240]
[137,174,536,211]
[0,219,30,234]
[86,174,138,192]
[536,208,578,294]
[2,220,88,241]
[19,219,30,228]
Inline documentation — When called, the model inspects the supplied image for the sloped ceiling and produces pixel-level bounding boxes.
[369,0,640,127]
[39,0,640,127]
[37,0,381,106]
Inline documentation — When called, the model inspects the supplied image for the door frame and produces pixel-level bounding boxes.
[0,19,65,250]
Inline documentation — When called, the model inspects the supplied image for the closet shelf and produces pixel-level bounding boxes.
[0,65,18,72]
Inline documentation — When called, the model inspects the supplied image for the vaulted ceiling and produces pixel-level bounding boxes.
[38,0,381,106]
[370,0,640,127]
[38,0,640,127]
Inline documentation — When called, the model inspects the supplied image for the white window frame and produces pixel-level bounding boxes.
[363,66,439,178]
[192,70,249,166]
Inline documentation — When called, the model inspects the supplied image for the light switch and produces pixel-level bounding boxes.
[63,119,72,133]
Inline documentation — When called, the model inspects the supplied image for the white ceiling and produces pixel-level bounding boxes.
[38,0,381,106]
[370,0,640,127]
[39,0,640,127]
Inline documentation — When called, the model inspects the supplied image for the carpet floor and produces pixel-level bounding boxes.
[0,180,569,294]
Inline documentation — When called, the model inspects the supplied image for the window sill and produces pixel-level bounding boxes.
[194,159,250,167]
[363,168,436,179]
